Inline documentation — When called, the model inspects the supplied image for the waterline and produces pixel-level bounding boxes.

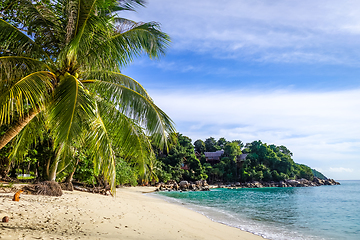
[153,181,360,240]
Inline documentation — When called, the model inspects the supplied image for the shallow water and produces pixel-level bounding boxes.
[154,180,360,240]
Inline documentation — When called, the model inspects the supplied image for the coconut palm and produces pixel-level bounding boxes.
[0,0,175,193]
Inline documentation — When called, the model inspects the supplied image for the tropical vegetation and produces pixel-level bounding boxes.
[0,0,175,194]
[157,136,324,184]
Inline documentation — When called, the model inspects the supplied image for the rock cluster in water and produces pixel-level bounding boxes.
[155,177,340,192]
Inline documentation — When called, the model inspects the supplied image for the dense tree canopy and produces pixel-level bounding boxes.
[204,137,220,152]
[157,133,207,182]
[194,139,206,154]
[241,140,314,182]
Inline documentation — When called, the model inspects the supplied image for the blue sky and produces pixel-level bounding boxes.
[121,0,360,180]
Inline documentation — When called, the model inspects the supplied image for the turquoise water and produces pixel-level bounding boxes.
[154,180,360,240]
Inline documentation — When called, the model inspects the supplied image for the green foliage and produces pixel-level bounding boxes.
[205,157,237,182]
[115,158,138,186]
[194,139,206,154]
[224,142,242,160]
[73,154,96,186]
[312,168,327,180]
[240,140,315,182]
[204,137,220,152]
[217,137,228,148]
[158,133,206,182]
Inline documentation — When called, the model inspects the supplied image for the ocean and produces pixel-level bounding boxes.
[153,180,360,240]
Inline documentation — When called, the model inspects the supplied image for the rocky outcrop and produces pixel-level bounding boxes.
[218,177,340,189]
[155,178,340,192]
[156,180,209,192]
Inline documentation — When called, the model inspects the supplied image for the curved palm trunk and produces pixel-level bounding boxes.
[48,160,59,181]
[0,108,40,150]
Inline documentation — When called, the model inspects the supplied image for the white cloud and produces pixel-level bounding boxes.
[122,0,360,64]
[149,87,360,180]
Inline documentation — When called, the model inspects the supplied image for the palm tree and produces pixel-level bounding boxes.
[0,0,175,193]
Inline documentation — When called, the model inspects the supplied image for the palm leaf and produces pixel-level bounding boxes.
[22,1,65,55]
[49,73,95,151]
[0,71,55,125]
[83,71,151,99]
[84,79,175,150]
[9,112,46,162]
[94,98,154,184]
[0,56,50,88]
[0,18,52,62]
[74,0,98,36]
[86,104,116,194]
[84,21,170,69]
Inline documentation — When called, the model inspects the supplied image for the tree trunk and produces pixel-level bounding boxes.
[0,108,41,150]
[45,158,51,180]
[65,158,79,183]
[48,160,58,181]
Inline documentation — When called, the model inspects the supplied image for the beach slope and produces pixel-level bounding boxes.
[0,187,263,239]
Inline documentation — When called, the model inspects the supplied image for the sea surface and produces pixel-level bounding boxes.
[152,180,360,240]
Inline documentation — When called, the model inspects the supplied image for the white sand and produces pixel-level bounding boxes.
[0,187,264,240]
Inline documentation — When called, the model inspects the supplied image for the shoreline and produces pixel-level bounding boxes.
[0,186,264,240]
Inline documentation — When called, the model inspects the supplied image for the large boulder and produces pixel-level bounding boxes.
[285,179,299,187]
[179,181,189,190]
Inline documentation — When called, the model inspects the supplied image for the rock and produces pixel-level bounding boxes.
[313,177,324,185]
[195,181,202,186]
[201,186,210,191]
[179,181,189,189]
[285,179,299,187]
[2,216,9,222]
[279,181,286,187]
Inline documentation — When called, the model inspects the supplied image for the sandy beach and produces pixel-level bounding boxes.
[0,186,264,240]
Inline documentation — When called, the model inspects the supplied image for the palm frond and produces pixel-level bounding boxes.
[74,0,98,36]
[49,73,95,151]
[117,0,145,11]
[84,21,170,69]
[22,1,65,56]
[9,112,46,162]
[86,104,116,194]
[84,79,175,151]
[0,56,50,88]
[0,71,55,125]
[0,18,52,62]
[94,98,155,184]
[62,14,112,70]
[82,71,151,99]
